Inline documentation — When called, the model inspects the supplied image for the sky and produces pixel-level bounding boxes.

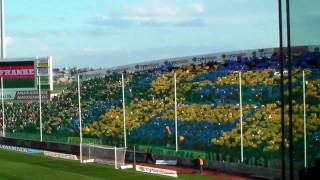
[5,0,279,68]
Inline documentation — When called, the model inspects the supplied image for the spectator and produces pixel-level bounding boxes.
[145,150,156,163]
[196,156,204,175]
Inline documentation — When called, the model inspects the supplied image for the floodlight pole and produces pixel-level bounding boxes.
[277,0,286,178]
[174,72,178,152]
[239,71,243,163]
[1,77,4,137]
[78,75,83,163]
[0,0,5,59]
[303,70,307,168]
[38,76,43,142]
[114,146,117,169]
[122,73,127,148]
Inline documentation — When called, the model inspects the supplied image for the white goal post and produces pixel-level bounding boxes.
[81,144,126,169]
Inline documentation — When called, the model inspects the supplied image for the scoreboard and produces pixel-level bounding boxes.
[0,57,53,101]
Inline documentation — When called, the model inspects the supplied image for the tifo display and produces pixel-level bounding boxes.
[0,46,319,169]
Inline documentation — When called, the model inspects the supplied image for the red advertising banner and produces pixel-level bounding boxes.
[0,65,35,79]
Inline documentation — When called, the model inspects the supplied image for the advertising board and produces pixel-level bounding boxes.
[0,57,53,101]
[135,165,178,177]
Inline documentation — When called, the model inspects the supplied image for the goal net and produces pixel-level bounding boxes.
[81,144,126,169]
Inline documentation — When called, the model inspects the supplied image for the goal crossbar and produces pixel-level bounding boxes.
[81,144,126,169]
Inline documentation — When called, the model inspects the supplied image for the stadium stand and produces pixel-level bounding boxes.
[0,46,319,169]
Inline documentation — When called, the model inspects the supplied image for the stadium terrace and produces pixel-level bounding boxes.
[0,44,319,179]
[80,45,318,79]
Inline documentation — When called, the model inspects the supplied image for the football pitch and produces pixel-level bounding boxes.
[0,150,218,180]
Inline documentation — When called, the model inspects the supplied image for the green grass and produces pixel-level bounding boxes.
[0,150,218,180]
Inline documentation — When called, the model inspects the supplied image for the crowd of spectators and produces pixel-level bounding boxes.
[0,47,319,164]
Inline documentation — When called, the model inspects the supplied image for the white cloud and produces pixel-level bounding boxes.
[124,5,147,15]
[97,15,112,21]
[123,2,178,17]
[91,1,206,28]
[123,1,205,18]
[191,3,205,14]
[91,15,205,28]
[5,36,14,46]
[152,2,178,17]
[5,34,55,59]
[82,47,124,53]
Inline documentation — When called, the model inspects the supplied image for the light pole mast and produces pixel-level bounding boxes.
[0,0,5,59]
[0,0,4,138]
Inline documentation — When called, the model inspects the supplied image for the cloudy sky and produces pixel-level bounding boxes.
[5,0,279,68]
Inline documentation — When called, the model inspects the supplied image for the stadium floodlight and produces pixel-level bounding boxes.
[1,77,4,137]
[38,75,43,142]
[0,0,5,59]
[174,72,178,152]
[78,75,83,163]
[121,73,126,148]
[303,70,307,168]
[239,71,243,163]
